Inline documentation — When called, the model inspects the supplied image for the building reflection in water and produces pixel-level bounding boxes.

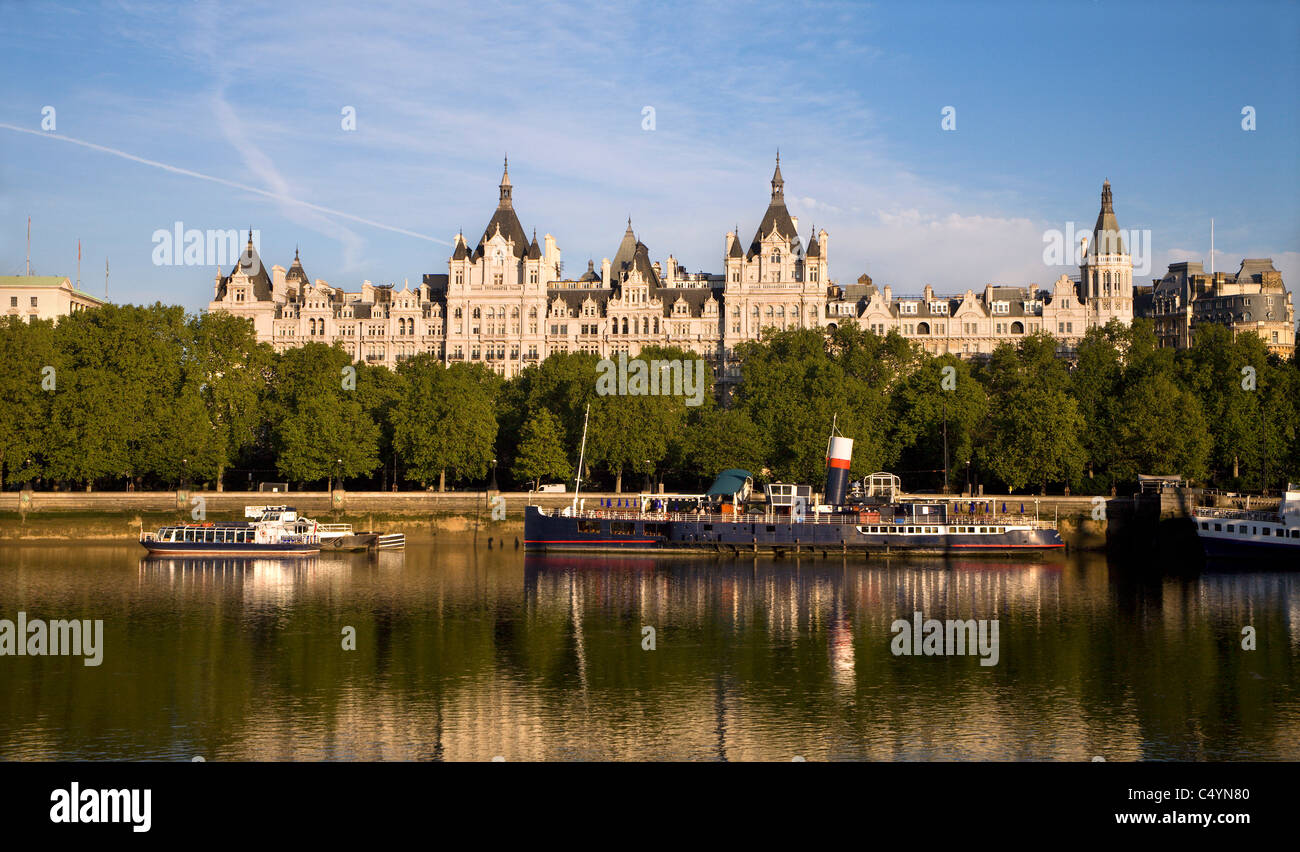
[1,541,1296,762]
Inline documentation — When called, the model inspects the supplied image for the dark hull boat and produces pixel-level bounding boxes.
[526,427,1064,556]
[524,505,1062,555]
[1193,486,1300,565]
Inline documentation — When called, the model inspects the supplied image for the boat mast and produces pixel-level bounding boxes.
[573,402,590,512]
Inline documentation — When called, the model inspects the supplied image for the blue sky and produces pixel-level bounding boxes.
[1,0,1297,311]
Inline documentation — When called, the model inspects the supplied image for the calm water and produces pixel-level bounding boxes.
[1,538,1298,761]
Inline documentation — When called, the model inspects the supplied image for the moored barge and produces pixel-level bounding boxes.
[525,429,1063,556]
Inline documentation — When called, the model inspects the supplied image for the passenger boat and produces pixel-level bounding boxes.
[1192,485,1300,561]
[140,506,321,556]
[524,418,1064,556]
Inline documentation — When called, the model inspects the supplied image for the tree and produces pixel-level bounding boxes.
[511,409,571,490]
[266,343,380,488]
[187,311,272,490]
[978,334,1085,492]
[0,317,56,490]
[586,345,702,492]
[1110,372,1211,482]
[888,355,988,493]
[686,406,767,484]
[392,356,497,490]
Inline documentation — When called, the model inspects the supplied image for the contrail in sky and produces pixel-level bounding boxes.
[0,122,451,246]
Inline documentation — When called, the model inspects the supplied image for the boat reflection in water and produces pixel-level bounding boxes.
[138,550,405,607]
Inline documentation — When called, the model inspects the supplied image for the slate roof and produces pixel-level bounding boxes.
[658,287,715,318]
[216,231,273,301]
[475,161,529,259]
[805,227,820,257]
[1236,258,1278,283]
[612,219,639,279]
[579,260,601,282]
[1086,181,1126,257]
[284,247,309,286]
[748,155,802,259]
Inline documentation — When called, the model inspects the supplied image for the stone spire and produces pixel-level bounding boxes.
[771,151,784,200]
[1088,179,1125,257]
[499,155,512,208]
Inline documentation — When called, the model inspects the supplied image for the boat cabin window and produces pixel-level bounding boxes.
[610,521,635,535]
[1225,524,1233,532]
[1214,523,1222,532]
[1261,528,1270,536]
[577,520,601,534]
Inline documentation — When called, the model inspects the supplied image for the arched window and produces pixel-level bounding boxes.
[642,317,649,334]
[654,317,659,334]
[454,307,463,319]
[472,307,481,319]
[766,305,774,317]
[622,317,629,334]
[512,306,519,318]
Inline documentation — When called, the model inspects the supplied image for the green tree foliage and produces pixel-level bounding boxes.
[187,311,273,488]
[2,301,1294,495]
[0,317,56,489]
[686,406,767,484]
[887,355,988,493]
[392,356,497,489]
[733,325,908,484]
[978,334,1086,492]
[267,343,379,486]
[510,409,571,490]
[586,346,704,491]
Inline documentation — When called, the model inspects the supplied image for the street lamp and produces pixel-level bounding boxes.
[489,458,498,491]
[334,458,342,492]
[643,459,653,493]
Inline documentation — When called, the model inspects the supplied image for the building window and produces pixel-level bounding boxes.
[9,297,16,307]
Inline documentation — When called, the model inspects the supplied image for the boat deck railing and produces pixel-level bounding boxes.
[1193,507,1283,523]
[558,508,1056,530]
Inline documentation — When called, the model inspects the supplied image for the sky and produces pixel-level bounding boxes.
[1,0,1298,312]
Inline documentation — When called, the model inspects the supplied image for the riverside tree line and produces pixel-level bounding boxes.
[1,305,1298,496]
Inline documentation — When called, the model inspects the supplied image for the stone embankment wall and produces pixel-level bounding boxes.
[0,487,1227,555]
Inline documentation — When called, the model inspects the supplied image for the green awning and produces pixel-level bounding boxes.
[706,469,752,497]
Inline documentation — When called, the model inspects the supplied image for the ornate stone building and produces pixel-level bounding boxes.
[209,157,831,378]
[209,170,1181,372]
[1138,258,1295,357]
[826,182,1128,357]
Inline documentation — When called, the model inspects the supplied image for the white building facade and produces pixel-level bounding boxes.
[208,167,1137,372]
